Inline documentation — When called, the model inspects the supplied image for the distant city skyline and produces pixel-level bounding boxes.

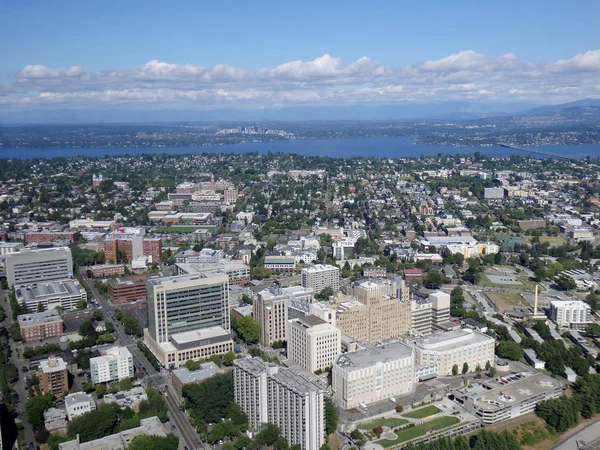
[1,0,599,115]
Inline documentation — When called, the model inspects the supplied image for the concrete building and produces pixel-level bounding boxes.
[288,315,341,373]
[107,277,147,304]
[6,247,73,287]
[335,281,411,343]
[429,291,451,325]
[410,329,495,376]
[18,309,63,341]
[0,241,23,256]
[233,358,325,450]
[39,356,69,397]
[171,362,223,397]
[104,236,162,264]
[175,260,251,286]
[411,298,433,335]
[144,273,233,368]
[550,300,592,329]
[59,416,167,450]
[90,346,134,384]
[25,231,79,244]
[451,372,564,424]
[484,187,505,199]
[44,407,68,435]
[16,279,87,312]
[263,255,296,273]
[524,348,545,370]
[301,264,340,294]
[254,286,292,346]
[332,341,415,409]
[103,387,147,411]
[65,392,96,420]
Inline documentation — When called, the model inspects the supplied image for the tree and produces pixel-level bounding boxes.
[316,286,334,301]
[25,394,54,430]
[232,316,260,344]
[324,397,338,435]
[37,302,45,313]
[320,445,332,450]
[497,341,524,361]
[424,271,444,289]
[395,404,403,413]
[586,323,600,338]
[256,423,287,448]
[252,266,272,280]
[78,320,96,337]
[475,364,482,378]
[462,362,469,374]
[554,274,576,291]
[489,367,497,377]
[452,364,458,376]
[92,309,103,320]
[223,350,236,366]
[484,360,491,371]
[67,403,121,443]
[373,425,383,437]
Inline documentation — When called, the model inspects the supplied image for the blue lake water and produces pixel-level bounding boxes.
[2,136,600,159]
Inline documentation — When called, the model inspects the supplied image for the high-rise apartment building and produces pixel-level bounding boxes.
[288,315,341,373]
[144,274,233,367]
[254,286,298,346]
[90,346,134,384]
[233,357,325,450]
[6,247,73,287]
[301,264,340,294]
[411,298,433,335]
[335,281,411,343]
[39,356,69,397]
[332,342,415,409]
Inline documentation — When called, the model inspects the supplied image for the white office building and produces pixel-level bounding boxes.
[65,392,96,420]
[332,341,415,410]
[411,298,433,335]
[233,357,325,450]
[550,300,592,329]
[288,315,341,373]
[6,247,73,287]
[409,329,495,376]
[16,279,87,312]
[144,273,233,368]
[301,264,340,294]
[90,346,134,384]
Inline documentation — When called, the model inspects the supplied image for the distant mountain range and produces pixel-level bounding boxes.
[1,99,599,125]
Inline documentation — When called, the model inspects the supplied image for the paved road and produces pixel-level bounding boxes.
[0,287,36,448]
[81,275,204,450]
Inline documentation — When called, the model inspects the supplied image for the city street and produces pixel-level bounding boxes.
[81,275,203,450]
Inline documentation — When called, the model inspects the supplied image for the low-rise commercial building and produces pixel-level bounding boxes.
[332,341,415,409]
[288,315,341,373]
[264,256,296,273]
[39,356,69,397]
[16,279,87,312]
[65,392,96,420]
[409,329,495,376]
[451,372,564,424]
[107,277,147,304]
[103,387,147,411]
[44,408,68,435]
[18,309,63,341]
[171,362,223,397]
[233,357,325,450]
[90,346,134,384]
[87,264,125,278]
[25,231,79,244]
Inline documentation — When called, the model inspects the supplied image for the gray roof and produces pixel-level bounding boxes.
[172,362,222,384]
[335,341,413,371]
[18,309,62,326]
[65,392,94,407]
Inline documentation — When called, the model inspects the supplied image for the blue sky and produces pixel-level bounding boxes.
[1,0,599,113]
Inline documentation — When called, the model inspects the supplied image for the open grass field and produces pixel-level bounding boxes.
[402,405,442,419]
[479,274,541,291]
[358,417,409,430]
[524,235,567,247]
[487,292,529,312]
[377,416,460,447]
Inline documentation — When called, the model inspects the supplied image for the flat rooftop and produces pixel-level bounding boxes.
[147,273,227,287]
[65,392,94,408]
[39,357,67,373]
[159,326,231,352]
[550,299,591,308]
[302,264,338,273]
[18,309,62,326]
[335,341,413,372]
[462,372,564,412]
[411,329,494,351]
[17,280,84,301]
[172,361,222,384]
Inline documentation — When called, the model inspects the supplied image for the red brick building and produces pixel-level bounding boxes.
[87,264,125,278]
[107,276,147,304]
[18,310,63,342]
[104,238,162,264]
[39,356,69,397]
[403,268,424,283]
[26,231,79,244]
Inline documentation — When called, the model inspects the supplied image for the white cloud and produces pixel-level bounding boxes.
[2,50,600,110]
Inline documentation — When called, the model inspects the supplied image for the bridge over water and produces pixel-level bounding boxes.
[498,143,579,160]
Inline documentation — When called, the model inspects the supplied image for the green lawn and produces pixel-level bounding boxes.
[377,416,460,447]
[402,405,442,419]
[358,417,409,430]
